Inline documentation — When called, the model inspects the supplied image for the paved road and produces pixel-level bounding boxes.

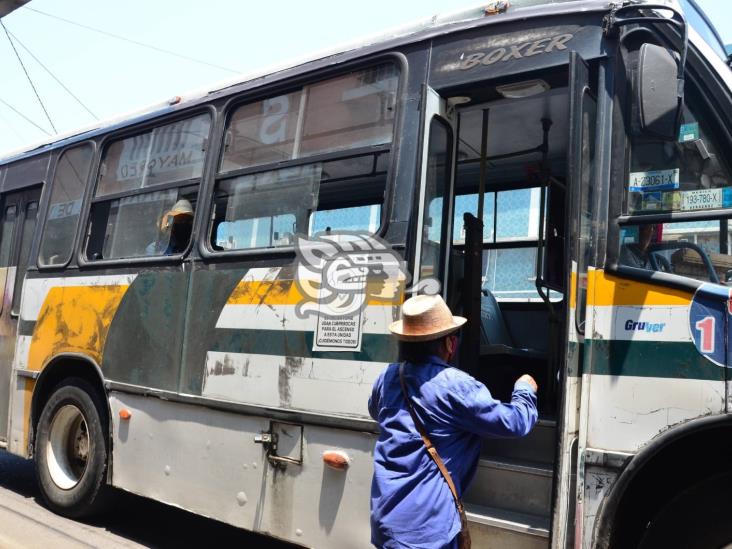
[0,450,299,548]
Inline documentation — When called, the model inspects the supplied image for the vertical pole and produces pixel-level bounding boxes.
[460,212,483,372]
[721,219,728,255]
[477,109,489,226]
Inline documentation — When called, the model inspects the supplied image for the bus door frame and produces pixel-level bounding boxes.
[412,86,457,295]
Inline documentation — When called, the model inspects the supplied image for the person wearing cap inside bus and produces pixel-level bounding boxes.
[146,198,194,256]
[368,294,538,549]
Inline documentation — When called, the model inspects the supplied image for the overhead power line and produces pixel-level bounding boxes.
[1,20,56,133]
[0,96,51,135]
[23,6,240,74]
[5,27,98,120]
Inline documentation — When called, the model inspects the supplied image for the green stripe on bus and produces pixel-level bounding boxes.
[211,329,398,364]
[587,339,725,381]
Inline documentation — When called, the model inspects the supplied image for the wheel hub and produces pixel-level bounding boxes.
[46,404,90,490]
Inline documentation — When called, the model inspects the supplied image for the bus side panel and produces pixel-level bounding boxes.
[109,392,375,548]
[7,273,137,456]
[578,270,727,546]
[584,271,725,453]
[181,265,398,419]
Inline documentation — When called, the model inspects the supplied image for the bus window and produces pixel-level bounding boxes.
[39,145,93,266]
[619,83,732,284]
[220,63,398,173]
[211,165,319,250]
[454,187,545,300]
[625,89,731,216]
[86,114,211,261]
[211,63,399,251]
[620,220,732,283]
[418,117,452,282]
[97,115,210,196]
[0,205,16,268]
[12,200,38,315]
[309,204,381,235]
[90,187,197,259]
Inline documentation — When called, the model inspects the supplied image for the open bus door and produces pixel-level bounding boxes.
[415,48,599,546]
[413,86,457,300]
[553,50,597,548]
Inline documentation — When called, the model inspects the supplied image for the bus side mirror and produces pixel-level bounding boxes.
[637,43,683,140]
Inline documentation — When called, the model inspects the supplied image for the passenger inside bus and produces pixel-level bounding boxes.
[619,224,657,269]
[146,198,194,256]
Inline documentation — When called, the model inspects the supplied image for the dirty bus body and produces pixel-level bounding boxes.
[0,0,731,547]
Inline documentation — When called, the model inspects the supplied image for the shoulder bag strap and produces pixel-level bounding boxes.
[398,362,464,513]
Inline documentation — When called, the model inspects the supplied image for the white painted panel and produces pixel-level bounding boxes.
[202,352,387,418]
[8,376,27,456]
[109,393,376,548]
[586,375,725,452]
[592,305,690,342]
[216,302,395,335]
[7,335,33,456]
[21,274,136,322]
[110,393,271,530]
[11,335,32,371]
[259,425,375,547]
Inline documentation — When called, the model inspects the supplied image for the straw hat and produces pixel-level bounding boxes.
[167,199,193,217]
[161,199,193,229]
[389,294,467,342]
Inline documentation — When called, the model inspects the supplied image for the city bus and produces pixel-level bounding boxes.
[0,0,730,547]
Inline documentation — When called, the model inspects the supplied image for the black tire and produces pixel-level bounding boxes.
[638,472,732,549]
[34,377,111,519]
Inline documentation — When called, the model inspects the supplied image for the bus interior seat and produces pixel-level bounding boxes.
[480,290,547,360]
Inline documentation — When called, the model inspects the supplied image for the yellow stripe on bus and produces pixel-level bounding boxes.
[588,270,692,307]
[27,284,131,371]
[226,279,404,307]
[23,284,131,450]
[22,378,33,453]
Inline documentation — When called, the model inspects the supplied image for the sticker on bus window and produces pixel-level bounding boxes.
[662,191,681,211]
[680,188,724,211]
[678,122,699,143]
[641,192,663,211]
[678,187,732,211]
[629,168,680,192]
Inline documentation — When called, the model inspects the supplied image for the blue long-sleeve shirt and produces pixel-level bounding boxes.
[368,356,538,549]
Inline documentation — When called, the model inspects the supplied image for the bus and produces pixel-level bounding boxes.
[0,0,730,547]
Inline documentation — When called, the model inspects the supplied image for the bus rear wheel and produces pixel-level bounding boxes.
[638,472,732,549]
[35,377,111,518]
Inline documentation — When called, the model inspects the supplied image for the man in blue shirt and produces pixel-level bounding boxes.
[369,294,538,549]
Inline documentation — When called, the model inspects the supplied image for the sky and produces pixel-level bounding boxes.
[0,0,729,157]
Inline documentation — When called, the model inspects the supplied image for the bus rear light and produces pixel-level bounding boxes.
[119,409,132,421]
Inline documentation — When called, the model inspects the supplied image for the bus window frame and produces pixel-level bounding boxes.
[37,141,96,271]
[605,36,732,292]
[76,105,217,268]
[198,52,408,260]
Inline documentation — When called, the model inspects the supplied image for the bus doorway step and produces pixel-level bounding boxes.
[465,503,549,549]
